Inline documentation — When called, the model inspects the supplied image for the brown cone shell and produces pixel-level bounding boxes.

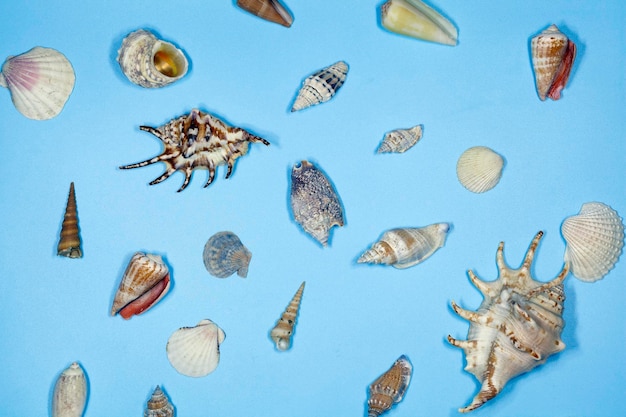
[57,182,82,258]
[236,0,293,27]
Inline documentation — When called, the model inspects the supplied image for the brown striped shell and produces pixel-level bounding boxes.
[367,355,412,417]
[269,281,305,351]
[144,386,174,417]
[57,182,82,258]
[236,0,293,27]
[290,61,348,112]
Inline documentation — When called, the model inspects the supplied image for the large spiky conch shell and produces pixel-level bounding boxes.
[357,223,450,269]
[57,182,82,258]
[270,281,305,351]
[110,252,171,319]
[380,0,458,46]
[530,24,577,101]
[117,29,189,88]
[448,231,570,413]
[0,46,75,120]
[166,319,225,377]
[290,61,348,112]
[561,202,624,282]
[52,362,87,417]
[366,355,412,417]
[236,0,293,27]
[144,385,175,417]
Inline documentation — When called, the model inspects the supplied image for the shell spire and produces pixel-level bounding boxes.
[51,362,87,417]
[270,281,305,351]
[144,385,174,417]
[57,182,82,258]
[367,355,412,417]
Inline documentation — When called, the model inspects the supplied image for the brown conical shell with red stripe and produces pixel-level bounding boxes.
[111,252,171,319]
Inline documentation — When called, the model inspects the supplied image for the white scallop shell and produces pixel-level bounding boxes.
[456,146,504,193]
[561,202,624,282]
[0,46,75,120]
[52,362,87,417]
[166,319,225,377]
[290,61,348,112]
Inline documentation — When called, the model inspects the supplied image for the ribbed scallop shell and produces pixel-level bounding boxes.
[57,182,82,258]
[380,0,458,46]
[0,46,75,120]
[236,0,293,27]
[456,146,504,193]
[166,319,225,377]
[203,231,252,278]
[290,61,348,112]
[448,231,570,413]
[110,252,171,319]
[270,281,305,351]
[561,202,624,282]
[117,29,188,88]
[376,125,423,154]
[290,160,345,246]
[52,362,87,417]
[367,355,412,417]
[531,24,577,101]
[357,223,450,269]
[144,386,174,417]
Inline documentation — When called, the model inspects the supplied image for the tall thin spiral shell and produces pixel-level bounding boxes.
[51,362,87,417]
[203,231,252,278]
[376,125,423,154]
[57,182,82,258]
[366,355,412,417]
[144,386,174,417]
[270,281,305,351]
[166,319,225,377]
[290,61,348,112]
[561,202,624,282]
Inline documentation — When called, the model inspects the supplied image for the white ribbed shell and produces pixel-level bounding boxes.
[290,61,348,112]
[456,146,504,193]
[561,202,624,282]
[166,319,225,377]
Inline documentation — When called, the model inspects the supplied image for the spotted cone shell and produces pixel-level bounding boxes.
[203,231,252,278]
[367,355,412,417]
[376,125,423,154]
[290,61,348,112]
[561,202,624,282]
[456,146,504,193]
[166,319,225,377]
[57,182,82,258]
[52,362,87,417]
[236,0,293,27]
[448,231,570,413]
[270,281,305,351]
[144,386,174,417]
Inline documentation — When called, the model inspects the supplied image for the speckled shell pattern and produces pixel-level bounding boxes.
[270,281,305,351]
[119,108,270,192]
[290,160,345,246]
[57,182,82,259]
[290,61,348,112]
[52,362,87,417]
[447,231,570,413]
[117,29,188,88]
[144,386,174,417]
[377,124,423,153]
[166,319,225,378]
[357,223,450,269]
[367,355,412,417]
[202,231,252,278]
[236,0,293,27]
[530,24,576,101]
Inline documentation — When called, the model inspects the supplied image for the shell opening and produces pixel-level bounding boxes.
[153,45,187,78]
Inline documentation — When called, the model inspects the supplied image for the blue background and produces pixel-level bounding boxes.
[0,1,624,416]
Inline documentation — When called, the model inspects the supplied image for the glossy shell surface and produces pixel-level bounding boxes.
[377,125,423,154]
[203,231,252,278]
[52,362,87,417]
[166,319,225,377]
[236,0,293,27]
[270,281,305,351]
[456,146,504,193]
[57,182,82,258]
[144,386,174,417]
[367,355,412,417]
[380,0,458,46]
[290,61,348,112]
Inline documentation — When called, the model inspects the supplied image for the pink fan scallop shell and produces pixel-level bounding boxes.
[561,202,624,282]
[166,319,225,377]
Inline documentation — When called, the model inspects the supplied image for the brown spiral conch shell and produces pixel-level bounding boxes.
[51,362,87,417]
[290,160,345,246]
[357,223,450,269]
[119,108,270,192]
[530,24,577,101]
[202,231,252,278]
[376,124,423,154]
[366,355,412,417]
[270,281,305,351]
[166,319,225,377]
[290,61,348,112]
[110,252,171,319]
[236,0,293,27]
[447,231,570,413]
[144,385,175,417]
[57,182,82,258]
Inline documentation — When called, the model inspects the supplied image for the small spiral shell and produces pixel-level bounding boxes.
[376,125,423,154]
[367,355,412,417]
[57,182,82,258]
[270,281,305,351]
[144,385,174,417]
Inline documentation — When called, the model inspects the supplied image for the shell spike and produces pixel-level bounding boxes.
[468,270,494,297]
[521,231,544,271]
[270,281,305,351]
[451,301,482,323]
[447,335,473,350]
[57,182,82,258]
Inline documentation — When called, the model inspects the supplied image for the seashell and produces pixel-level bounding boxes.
[448,231,570,413]
[203,231,252,278]
[290,61,348,112]
[0,46,75,120]
[530,24,577,101]
[166,319,225,377]
[57,182,82,258]
[110,252,171,319]
[119,108,270,192]
[117,29,189,88]
[290,160,345,246]
[456,146,504,193]
[52,362,87,417]
[269,281,305,351]
[561,202,624,282]
[380,0,458,46]
[366,355,412,417]
[236,0,293,27]
[144,385,174,417]
[376,124,423,154]
[357,223,450,269]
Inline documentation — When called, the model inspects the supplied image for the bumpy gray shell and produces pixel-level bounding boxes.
[203,231,252,278]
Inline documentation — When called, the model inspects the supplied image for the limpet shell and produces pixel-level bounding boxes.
[456,146,504,193]
[166,319,225,377]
